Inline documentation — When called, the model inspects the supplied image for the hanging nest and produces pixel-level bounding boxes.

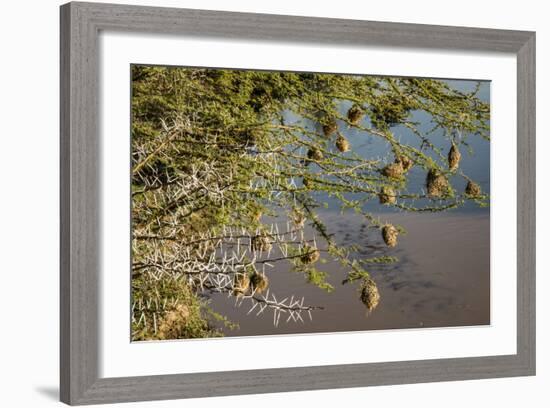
[322,118,338,137]
[251,234,272,252]
[307,147,324,162]
[382,224,398,247]
[303,176,314,189]
[465,180,482,197]
[237,127,264,148]
[426,169,449,197]
[232,272,251,297]
[335,134,350,153]
[379,186,397,205]
[347,105,364,125]
[156,304,190,340]
[360,278,380,312]
[448,143,461,172]
[250,273,269,294]
[382,162,404,179]
[291,209,306,228]
[301,245,321,265]
[370,96,411,129]
[396,154,414,172]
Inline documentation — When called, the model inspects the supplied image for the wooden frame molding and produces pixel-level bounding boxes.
[60,2,536,404]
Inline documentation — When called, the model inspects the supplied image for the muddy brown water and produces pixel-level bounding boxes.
[205,210,490,337]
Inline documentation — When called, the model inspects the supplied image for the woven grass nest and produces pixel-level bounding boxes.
[396,154,414,172]
[237,127,264,148]
[232,272,251,297]
[291,209,306,228]
[250,273,269,294]
[382,162,404,179]
[347,105,364,125]
[302,176,313,189]
[426,169,449,197]
[301,245,321,265]
[465,180,482,197]
[251,234,272,252]
[335,134,350,153]
[322,118,338,137]
[379,186,397,205]
[307,147,324,162]
[371,96,410,129]
[448,143,461,172]
[382,224,398,247]
[360,278,380,312]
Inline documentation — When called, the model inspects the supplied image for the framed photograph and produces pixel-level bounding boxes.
[60,2,535,405]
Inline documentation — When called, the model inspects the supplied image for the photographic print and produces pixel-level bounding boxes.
[130,65,490,341]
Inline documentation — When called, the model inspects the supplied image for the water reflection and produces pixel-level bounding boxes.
[208,210,489,337]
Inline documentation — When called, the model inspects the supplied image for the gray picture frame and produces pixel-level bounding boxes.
[60,2,536,405]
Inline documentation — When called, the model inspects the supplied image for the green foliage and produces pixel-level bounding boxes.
[305,268,334,292]
[131,277,222,341]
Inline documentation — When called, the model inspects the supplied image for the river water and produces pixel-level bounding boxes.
[207,211,489,337]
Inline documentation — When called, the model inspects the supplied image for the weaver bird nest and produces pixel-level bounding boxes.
[382,162,404,179]
[448,143,461,172]
[291,209,306,228]
[379,186,397,205]
[301,245,321,265]
[307,147,324,162]
[347,105,364,125]
[236,127,265,148]
[360,278,381,312]
[232,272,251,297]
[322,118,338,137]
[382,224,398,247]
[426,169,450,198]
[251,234,273,252]
[335,134,350,153]
[302,176,314,189]
[465,180,482,197]
[396,154,414,172]
[370,96,411,129]
[250,273,269,294]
